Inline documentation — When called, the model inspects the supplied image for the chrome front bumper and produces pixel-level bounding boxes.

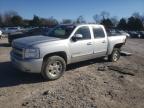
[11,55,43,73]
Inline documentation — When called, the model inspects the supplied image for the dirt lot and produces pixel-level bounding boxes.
[0,38,144,108]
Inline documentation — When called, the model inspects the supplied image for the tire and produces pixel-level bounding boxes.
[108,48,120,62]
[42,56,66,80]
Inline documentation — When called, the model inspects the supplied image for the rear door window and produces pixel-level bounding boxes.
[93,27,105,38]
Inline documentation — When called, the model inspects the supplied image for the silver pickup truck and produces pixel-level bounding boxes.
[11,24,126,80]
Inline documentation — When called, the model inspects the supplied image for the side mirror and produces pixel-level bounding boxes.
[71,34,83,41]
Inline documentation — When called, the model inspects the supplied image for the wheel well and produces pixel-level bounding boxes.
[43,51,67,63]
[114,43,123,49]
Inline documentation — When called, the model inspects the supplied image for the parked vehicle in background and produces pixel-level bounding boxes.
[128,31,141,38]
[106,29,121,36]
[8,27,51,44]
[0,29,2,39]
[11,24,126,80]
[3,27,23,35]
[118,30,130,38]
[139,31,144,39]
[25,27,50,36]
[107,29,130,38]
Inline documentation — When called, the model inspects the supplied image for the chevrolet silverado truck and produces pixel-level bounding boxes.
[11,24,126,80]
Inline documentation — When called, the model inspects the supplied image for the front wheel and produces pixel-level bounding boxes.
[42,56,66,80]
[108,48,120,62]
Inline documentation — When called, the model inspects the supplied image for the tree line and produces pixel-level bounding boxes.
[0,11,144,31]
[93,11,144,31]
[0,11,59,27]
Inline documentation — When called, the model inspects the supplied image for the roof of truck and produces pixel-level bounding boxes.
[59,24,104,28]
[60,23,102,26]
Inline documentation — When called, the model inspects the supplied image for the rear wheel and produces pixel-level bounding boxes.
[42,56,66,80]
[109,48,120,62]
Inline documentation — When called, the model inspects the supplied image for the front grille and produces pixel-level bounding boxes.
[12,46,23,59]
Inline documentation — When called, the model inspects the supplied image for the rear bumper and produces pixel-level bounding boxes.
[11,55,43,73]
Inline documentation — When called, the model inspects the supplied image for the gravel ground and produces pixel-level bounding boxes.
[0,38,144,108]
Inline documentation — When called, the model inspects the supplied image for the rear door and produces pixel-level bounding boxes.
[69,26,93,63]
[92,26,108,57]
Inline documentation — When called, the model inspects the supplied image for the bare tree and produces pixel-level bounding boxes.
[76,16,86,24]
[62,19,73,24]
[132,12,141,18]
[3,11,18,26]
[132,12,144,25]
[100,11,110,20]
[142,13,144,23]
[110,16,118,27]
[0,13,2,26]
[93,14,101,24]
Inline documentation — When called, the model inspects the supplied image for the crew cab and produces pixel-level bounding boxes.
[11,24,126,80]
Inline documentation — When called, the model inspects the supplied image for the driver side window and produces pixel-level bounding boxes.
[75,26,91,40]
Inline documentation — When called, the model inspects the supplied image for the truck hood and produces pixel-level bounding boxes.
[13,35,61,47]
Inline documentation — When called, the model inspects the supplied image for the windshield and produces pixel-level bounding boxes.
[46,25,75,39]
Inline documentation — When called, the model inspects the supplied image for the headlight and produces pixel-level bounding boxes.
[24,48,40,59]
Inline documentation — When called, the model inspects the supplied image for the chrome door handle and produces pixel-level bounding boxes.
[87,42,92,45]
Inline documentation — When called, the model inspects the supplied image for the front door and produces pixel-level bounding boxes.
[69,26,93,63]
